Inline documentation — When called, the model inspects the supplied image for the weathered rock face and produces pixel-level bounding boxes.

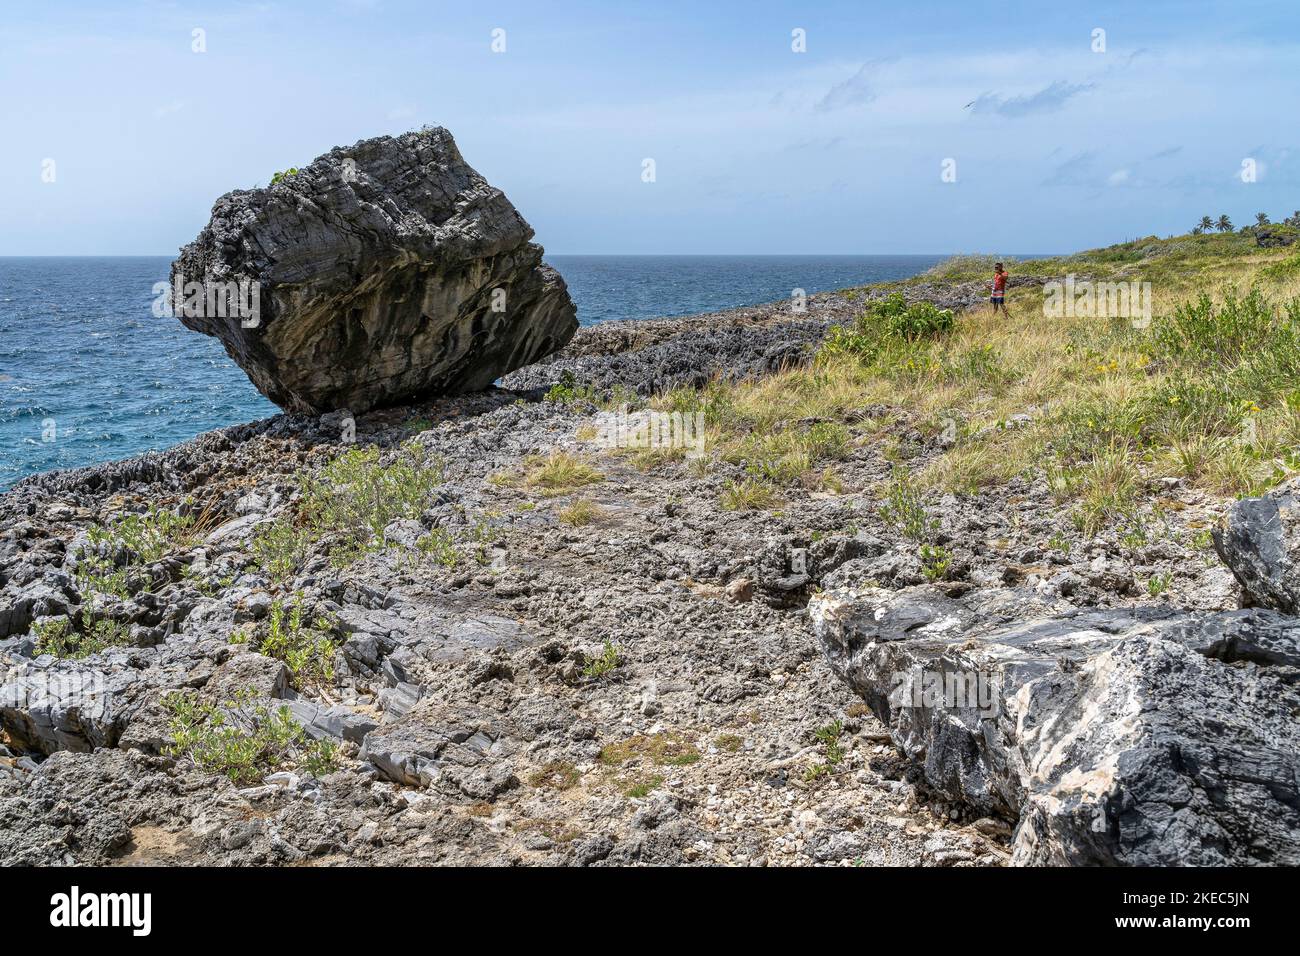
[171,127,577,414]
[1214,477,1300,613]
[0,639,221,754]
[810,585,1300,865]
[358,700,518,799]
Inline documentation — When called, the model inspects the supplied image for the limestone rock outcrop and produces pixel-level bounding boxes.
[1214,476,1300,613]
[171,127,577,414]
[810,585,1300,865]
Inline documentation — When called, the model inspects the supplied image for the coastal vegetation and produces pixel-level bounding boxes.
[599,731,701,768]
[580,640,622,678]
[162,689,338,785]
[230,596,338,689]
[495,450,604,494]
[33,616,130,659]
[74,503,207,601]
[34,502,214,658]
[559,498,603,526]
[645,228,1300,543]
[253,441,445,578]
[804,719,845,782]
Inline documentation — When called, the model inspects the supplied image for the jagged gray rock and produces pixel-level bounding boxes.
[171,127,577,414]
[1214,477,1300,613]
[359,700,517,799]
[286,699,377,744]
[0,641,216,754]
[1253,225,1299,248]
[810,585,1300,866]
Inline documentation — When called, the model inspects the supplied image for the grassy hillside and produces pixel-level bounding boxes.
[918,228,1300,291]
[649,228,1300,539]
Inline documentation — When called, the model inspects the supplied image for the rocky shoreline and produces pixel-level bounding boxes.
[2,279,1294,866]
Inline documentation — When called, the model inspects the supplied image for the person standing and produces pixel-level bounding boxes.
[990,262,1010,315]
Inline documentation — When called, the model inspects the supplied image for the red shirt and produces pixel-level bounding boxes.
[993,271,1008,292]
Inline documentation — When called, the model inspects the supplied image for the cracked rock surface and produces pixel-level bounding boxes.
[0,285,1279,867]
[810,585,1300,865]
[171,127,577,414]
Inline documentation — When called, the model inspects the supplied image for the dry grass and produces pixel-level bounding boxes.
[720,478,781,511]
[527,761,581,790]
[558,498,604,526]
[521,451,604,494]
[663,237,1300,530]
[599,732,701,767]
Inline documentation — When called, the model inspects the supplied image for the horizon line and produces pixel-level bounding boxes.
[0,251,1062,259]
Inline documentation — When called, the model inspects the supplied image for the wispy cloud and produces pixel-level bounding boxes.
[1102,48,1150,74]
[1041,151,1099,186]
[815,60,885,112]
[970,80,1094,118]
[783,136,845,152]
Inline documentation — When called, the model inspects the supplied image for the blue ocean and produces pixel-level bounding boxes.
[0,254,947,489]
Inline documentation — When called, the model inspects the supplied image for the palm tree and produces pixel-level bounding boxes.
[1191,226,1204,235]
[1286,211,1300,228]
[1256,212,1270,226]
[1198,216,1214,232]
[1216,215,1233,233]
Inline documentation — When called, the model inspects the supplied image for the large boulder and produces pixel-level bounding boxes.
[810,585,1300,865]
[171,127,578,414]
[1214,477,1300,613]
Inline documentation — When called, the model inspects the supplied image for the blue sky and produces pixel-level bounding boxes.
[3,0,1298,255]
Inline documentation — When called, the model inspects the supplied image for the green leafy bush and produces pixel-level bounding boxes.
[162,689,337,785]
[252,519,314,582]
[234,597,337,688]
[254,441,445,577]
[301,738,340,777]
[1153,288,1300,373]
[805,720,845,781]
[545,370,598,404]
[879,468,938,542]
[1261,254,1300,281]
[75,503,200,601]
[820,293,955,362]
[415,527,459,567]
[920,544,952,581]
[883,299,957,339]
[581,640,622,679]
[33,617,131,659]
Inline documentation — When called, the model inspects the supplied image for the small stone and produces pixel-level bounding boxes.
[726,578,754,603]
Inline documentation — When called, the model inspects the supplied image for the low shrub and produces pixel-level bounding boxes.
[162,689,338,785]
[233,596,337,688]
[820,293,955,362]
